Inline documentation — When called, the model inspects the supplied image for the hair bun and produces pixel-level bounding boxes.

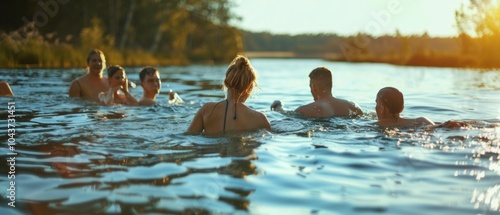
[234,55,249,68]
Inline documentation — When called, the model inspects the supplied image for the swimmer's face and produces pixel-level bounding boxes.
[110,70,126,88]
[375,96,388,119]
[141,72,161,94]
[310,79,318,101]
[375,97,382,118]
[87,53,105,75]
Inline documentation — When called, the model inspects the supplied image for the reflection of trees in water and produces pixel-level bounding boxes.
[189,137,261,178]
[219,138,261,178]
[35,136,96,178]
[47,144,80,178]
[187,137,260,211]
[20,127,263,213]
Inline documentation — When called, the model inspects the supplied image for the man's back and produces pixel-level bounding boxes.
[271,66,363,118]
[295,97,362,118]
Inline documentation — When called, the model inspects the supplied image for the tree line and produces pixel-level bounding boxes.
[0,0,242,67]
[0,0,498,69]
[242,0,500,69]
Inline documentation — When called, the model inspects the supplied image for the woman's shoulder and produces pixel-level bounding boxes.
[197,101,225,115]
[245,106,268,120]
[200,101,222,109]
[377,117,433,127]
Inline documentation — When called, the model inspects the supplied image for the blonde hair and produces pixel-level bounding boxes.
[224,55,257,103]
[86,49,106,71]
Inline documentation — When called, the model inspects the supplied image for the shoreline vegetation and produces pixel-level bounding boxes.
[241,31,500,70]
[0,22,179,69]
[2,25,497,70]
[0,0,498,70]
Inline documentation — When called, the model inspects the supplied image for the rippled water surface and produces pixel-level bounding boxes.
[0,59,499,214]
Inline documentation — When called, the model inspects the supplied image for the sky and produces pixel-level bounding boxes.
[231,0,470,37]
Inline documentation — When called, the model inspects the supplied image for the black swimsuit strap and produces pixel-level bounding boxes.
[223,99,229,132]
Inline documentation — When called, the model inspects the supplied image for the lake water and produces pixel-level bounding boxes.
[0,58,499,214]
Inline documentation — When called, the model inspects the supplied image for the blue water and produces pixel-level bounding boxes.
[0,59,499,214]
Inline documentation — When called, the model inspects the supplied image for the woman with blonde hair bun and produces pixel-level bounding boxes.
[186,55,271,135]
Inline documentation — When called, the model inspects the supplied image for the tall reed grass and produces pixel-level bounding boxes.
[0,19,166,69]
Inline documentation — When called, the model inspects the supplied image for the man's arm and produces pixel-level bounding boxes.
[295,103,317,118]
[68,80,81,98]
[139,98,155,106]
[348,101,364,117]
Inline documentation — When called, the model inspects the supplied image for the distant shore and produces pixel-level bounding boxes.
[243,51,497,70]
[0,51,497,70]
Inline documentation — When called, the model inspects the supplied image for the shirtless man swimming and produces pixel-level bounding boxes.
[271,66,363,118]
[68,49,109,102]
[375,87,434,127]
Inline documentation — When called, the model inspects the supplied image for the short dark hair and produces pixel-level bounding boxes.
[309,67,332,90]
[139,67,158,82]
[377,87,404,114]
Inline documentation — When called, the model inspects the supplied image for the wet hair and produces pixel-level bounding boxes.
[86,49,106,64]
[139,67,158,82]
[224,55,257,102]
[377,87,404,115]
[309,67,332,90]
[107,65,124,78]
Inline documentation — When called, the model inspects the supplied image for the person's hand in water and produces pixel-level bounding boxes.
[270,100,285,112]
[437,120,471,129]
[128,81,136,89]
[169,90,175,101]
[168,89,184,104]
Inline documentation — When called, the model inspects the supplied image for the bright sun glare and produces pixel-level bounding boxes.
[233,0,471,37]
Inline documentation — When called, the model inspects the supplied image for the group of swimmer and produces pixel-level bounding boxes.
[68,49,173,106]
[2,49,466,135]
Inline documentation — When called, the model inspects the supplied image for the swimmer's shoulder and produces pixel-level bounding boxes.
[196,101,225,115]
[415,117,435,126]
[139,98,155,106]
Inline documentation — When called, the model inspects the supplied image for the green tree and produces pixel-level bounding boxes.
[455,0,500,67]
[455,0,500,37]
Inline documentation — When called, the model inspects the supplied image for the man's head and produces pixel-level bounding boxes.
[86,49,106,75]
[308,67,332,100]
[139,67,161,95]
[376,87,404,118]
